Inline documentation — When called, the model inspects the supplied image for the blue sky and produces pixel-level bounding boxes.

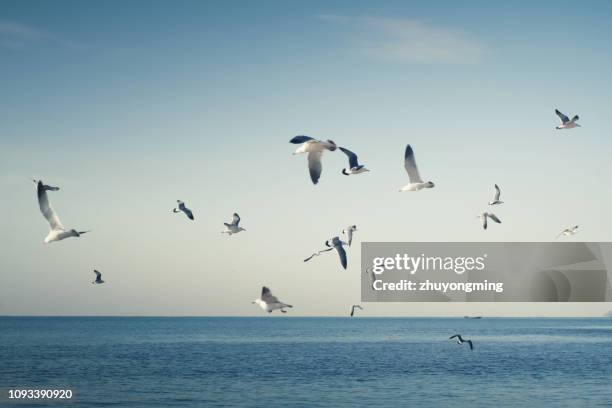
[1,0,612,316]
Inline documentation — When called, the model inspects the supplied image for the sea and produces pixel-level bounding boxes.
[1,317,611,407]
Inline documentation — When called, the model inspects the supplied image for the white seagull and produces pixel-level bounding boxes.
[399,145,435,192]
[222,213,245,235]
[350,304,363,317]
[289,135,337,185]
[342,225,357,246]
[557,225,579,238]
[555,109,580,129]
[449,334,474,350]
[339,147,370,175]
[488,184,504,206]
[304,236,348,270]
[479,212,501,230]
[92,270,105,284]
[35,180,89,244]
[252,287,293,313]
[173,200,194,220]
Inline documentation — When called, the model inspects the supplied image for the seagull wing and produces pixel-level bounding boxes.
[304,248,333,262]
[232,213,240,226]
[449,334,459,340]
[494,184,501,201]
[555,109,570,124]
[339,147,359,168]
[404,145,423,183]
[467,340,474,350]
[487,213,502,224]
[346,229,353,246]
[183,208,194,220]
[481,215,487,230]
[261,287,279,303]
[94,270,101,278]
[336,244,348,269]
[308,151,323,185]
[350,305,355,316]
[290,135,315,144]
[37,181,64,231]
[571,115,579,122]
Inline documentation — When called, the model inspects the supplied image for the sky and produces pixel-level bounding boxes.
[2,0,612,316]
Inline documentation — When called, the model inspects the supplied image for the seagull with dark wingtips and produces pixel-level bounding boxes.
[173,200,194,220]
[222,213,245,235]
[304,236,348,270]
[289,135,337,185]
[252,286,293,313]
[92,270,105,285]
[350,305,363,317]
[555,109,580,129]
[557,225,579,238]
[479,212,501,230]
[399,145,434,192]
[339,147,370,175]
[34,180,89,243]
[488,184,503,206]
[342,225,357,246]
[449,334,473,350]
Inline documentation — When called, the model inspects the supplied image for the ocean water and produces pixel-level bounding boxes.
[1,317,612,407]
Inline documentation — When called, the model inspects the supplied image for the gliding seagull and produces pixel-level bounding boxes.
[342,225,357,246]
[304,236,348,270]
[252,286,293,313]
[92,270,105,284]
[479,212,501,230]
[173,200,194,220]
[557,225,579,238]
[555,109,580,129]
[399,145,434,191]
[350,305,363,317]
[222,213,245,235]
[339,147,370,175]
[449,334,474,350]
[289,135,337,185]
[488,184,503,206]
[35,180,89,243]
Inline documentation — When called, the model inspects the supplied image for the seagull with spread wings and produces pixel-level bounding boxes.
[555,109,580,129]
[252,287,293,313]
[339,147,370,175]
[479,212,502,230]
[342,225,357,246]
[34,180,89,244]
[92,270,105,285]
[350,305,363,317]
[222,213,245,235]
[173,200,194,220]
[488,184,504,206]
[399,145,435,191]
[289,135,337,185]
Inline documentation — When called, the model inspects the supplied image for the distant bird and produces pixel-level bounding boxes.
[399,145,434,192]
[252,286,293,313]
[365,266,377,291]
[304,236,348,269]
[488,184,503,206]
[342,225,357,246]
[34,180,89,243]
[289,135,337,185]
[479,212,501,230]
[339,147,370,175]
[173,200,194,220]
[222,213,245,235]
[350,305,363,317]
[555,109,580,129]
[557,225,579,238]
[449,334,473,350]
[92,270,105,285]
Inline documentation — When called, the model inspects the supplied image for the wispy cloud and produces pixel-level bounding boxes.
[0,20,75,50]
[318,15,485,64]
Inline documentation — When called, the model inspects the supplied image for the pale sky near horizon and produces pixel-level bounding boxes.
[2,0,612,316]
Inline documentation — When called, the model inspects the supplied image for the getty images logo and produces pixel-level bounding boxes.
[371,253,488,275]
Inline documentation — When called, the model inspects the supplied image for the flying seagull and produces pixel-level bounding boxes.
[35,180,89,243]
[222,213,245,235]
[488,184,503,206]
[339,147,370,175]
[289,135,337,185]
[342,225,357,246]
[555,109,580,129]
[399,145,434,191]
[449,334,474,350]
[304,236,348,270]
[173,200,194,220]
[557,225,579,238]
[252,286,293,313]
[350,305,363,317]
[92,270,105,284]
[479,212,501,230]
